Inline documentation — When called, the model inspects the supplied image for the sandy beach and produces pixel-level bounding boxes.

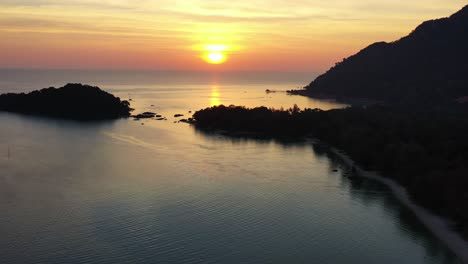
[330,147,468,264]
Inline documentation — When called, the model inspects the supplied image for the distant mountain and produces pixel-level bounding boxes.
[0,83,132,120]
[297,5,468,106]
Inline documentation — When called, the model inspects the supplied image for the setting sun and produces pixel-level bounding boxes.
[201,44,229,64]
[204,52,226,64]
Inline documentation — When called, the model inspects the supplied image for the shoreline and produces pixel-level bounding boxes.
[330,147,468,264]
[286,89,382,106]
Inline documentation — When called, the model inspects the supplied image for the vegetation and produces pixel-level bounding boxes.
[193,104,468,237]
[0,83,132,120]
[290,5,468,107]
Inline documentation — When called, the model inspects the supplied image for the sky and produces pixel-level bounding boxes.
[0,0,466,72]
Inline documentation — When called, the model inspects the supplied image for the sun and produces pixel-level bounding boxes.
[204,52,226,64]
[202,44,228,64]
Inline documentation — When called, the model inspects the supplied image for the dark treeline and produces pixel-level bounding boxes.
[193,104,468,237]
[290,5,468,107]
[0,83,132,120]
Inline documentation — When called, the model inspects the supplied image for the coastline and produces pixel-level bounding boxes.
[330,147,468,264]
[287,89,382,106]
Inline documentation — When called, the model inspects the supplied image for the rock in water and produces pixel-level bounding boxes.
[132,112,156,119]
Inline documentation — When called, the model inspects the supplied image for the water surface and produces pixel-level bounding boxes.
[0,69,460,263]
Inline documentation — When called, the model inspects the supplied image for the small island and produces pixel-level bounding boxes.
[0,83,133,120]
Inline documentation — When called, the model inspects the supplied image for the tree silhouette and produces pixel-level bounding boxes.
[0,83,133,120]
[193,104,468,238]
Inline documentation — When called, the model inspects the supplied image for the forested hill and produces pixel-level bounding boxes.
[0,83,132,120]
[300,5,468,106]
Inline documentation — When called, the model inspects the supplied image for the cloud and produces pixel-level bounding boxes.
[165,11,361,24]
[0,0,135,10]
[0,0,48,6]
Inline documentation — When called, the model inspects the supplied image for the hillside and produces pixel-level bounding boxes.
[295,5,468,106]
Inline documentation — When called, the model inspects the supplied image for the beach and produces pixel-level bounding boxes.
[331,147,468,264]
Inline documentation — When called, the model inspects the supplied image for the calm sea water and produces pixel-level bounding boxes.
[0,69,461,263]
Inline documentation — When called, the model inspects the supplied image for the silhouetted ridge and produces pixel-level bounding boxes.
[0,83,132,120]
[297,5,468,106]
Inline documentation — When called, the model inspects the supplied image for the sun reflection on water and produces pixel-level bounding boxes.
[210,85,221,106]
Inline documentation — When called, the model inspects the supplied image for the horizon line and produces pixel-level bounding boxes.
[0,67,319,74]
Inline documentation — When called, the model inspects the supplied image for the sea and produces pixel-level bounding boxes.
[0,69,461,263]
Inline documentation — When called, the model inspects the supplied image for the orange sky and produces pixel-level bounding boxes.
[0,0,466,72]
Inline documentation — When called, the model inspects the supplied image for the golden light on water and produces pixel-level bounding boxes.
[210,85,221,106]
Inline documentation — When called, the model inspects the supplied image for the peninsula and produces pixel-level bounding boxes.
[192,104,468,255]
